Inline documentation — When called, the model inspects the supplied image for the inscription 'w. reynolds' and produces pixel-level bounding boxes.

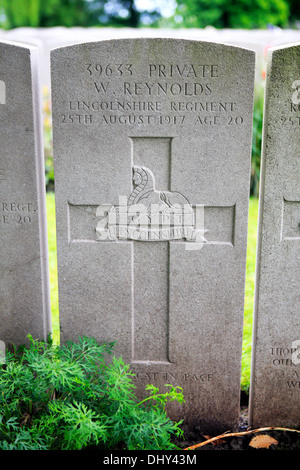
[90,62,216,97]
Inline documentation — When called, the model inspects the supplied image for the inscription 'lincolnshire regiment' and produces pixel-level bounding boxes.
[69,100,236,112]
[63,99,242,127]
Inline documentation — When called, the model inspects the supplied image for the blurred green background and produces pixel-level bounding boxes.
[0,0,299,29]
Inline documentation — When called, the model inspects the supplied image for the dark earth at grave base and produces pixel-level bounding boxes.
[174,395,300,451]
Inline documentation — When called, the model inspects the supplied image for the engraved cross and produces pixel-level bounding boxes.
[67,137,236,364]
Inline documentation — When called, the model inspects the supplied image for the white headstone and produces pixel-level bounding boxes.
[0,41,51,348]
[51,38,255,433]
[249,43,300,428]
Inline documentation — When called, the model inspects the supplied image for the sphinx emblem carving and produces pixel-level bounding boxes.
[129,166,191,212]
[96,166,206,245]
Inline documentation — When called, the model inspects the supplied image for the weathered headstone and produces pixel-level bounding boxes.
[51,38,255,433]
[0,41,51,347]
[249,43,300,428]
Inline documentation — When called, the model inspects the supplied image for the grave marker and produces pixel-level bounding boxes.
[249,43,300,428]
[51,38,255,432]
[0,41,51,347]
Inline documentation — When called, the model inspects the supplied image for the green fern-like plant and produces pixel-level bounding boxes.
[0,335,184,450]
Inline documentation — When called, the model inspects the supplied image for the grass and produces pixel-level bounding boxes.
[46,192,259,393]
[46,192,59,343]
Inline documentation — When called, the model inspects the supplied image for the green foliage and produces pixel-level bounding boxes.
[287,0,300,24]
[0,0,299,30]
[0,335,184,450]
[174,0,291,29]
[242,198,258,392]
[0,0,62,28]
[139,384,185,410]
[43,87,54,191]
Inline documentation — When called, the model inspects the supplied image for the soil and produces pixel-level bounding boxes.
[173,394,300,452]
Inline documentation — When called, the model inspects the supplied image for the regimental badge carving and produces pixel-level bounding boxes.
[129,166,191,211]
[96,166,206,244]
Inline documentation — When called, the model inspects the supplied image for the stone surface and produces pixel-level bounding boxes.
[249,43,300,428]
[0,41,51,347]
[51,38,255,433]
